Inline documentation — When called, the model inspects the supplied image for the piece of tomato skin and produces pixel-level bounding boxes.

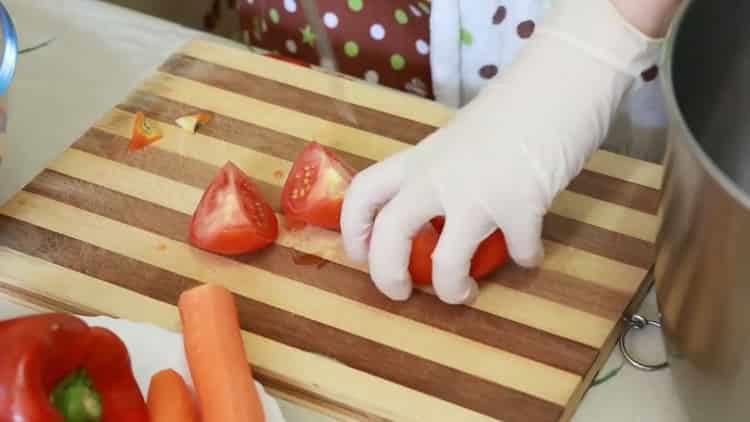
[128,112,162,151]
[263,52,311,67]
[409,217,510,286]
[409,224,440,285]
[189,162,279,256]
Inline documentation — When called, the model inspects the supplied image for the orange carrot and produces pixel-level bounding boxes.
[178,284,265,422]
[147,369,198,422]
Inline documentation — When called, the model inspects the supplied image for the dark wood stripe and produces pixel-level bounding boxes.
[568,170,661,215]
[542,213,654,270]
[160,53,436,145]
[155,56,661,215]
[26,169,596,376]
[73,129,630,319]
[0,215,564,422]
[496,265,630,321]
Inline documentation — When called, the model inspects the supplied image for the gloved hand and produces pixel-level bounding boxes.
[341,0,662,304]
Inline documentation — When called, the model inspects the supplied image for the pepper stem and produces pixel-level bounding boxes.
[50,369,102,422]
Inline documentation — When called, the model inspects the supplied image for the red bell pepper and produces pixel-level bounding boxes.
[0,313,149,422]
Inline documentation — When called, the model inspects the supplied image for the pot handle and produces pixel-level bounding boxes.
[619,314,669,371]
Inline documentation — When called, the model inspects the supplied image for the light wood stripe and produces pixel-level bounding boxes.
[0,248,499,422]
[586,151,663,191]
[49,147,618,348]
[178,39,663,190]
[0,191,581,406]
[97,107,657,249]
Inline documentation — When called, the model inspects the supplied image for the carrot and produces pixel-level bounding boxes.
[147,369,198,422]
[178,284,266,422]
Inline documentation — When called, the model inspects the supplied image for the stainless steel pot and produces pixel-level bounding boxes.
[657,0,750,419]
[0,2,16,164]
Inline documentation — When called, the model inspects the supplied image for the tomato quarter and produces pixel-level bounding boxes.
[409,217,510,285]
[281,142,355,230]
[189,162,278,255]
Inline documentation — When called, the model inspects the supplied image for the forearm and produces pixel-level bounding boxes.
[611,0,684,37]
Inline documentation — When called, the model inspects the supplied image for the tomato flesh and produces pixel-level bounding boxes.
[409,217,510,285]
[281,142,355,230]
[189,162,279,255]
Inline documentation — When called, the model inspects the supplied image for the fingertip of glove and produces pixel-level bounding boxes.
[379,281,413,301]
[435,278,479,305]
[512,245,545,269]
[342,230,372,263]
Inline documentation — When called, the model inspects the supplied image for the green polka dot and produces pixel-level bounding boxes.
[344,41,359,57]
[390,54,406,71]
[394,9,409,24]
[347,0,363,11]
[460,28,473,46]
[269,8,280,24]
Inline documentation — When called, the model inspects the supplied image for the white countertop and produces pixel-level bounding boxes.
[0,1,687,420]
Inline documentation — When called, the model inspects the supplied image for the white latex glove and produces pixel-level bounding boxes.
[341,0,661,304]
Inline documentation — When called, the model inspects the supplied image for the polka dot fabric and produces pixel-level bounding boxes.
[237,0,665,136]
[238,0,434,99]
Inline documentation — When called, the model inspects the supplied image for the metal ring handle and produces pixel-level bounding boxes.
[618,314,669,371]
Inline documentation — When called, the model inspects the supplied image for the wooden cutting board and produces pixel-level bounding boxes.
[0,39,662,422]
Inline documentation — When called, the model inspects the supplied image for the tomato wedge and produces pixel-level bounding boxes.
[409,217,510,285]
[189,162,278,255]
[281,142,355,230]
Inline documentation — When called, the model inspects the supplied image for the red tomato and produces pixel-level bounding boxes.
[281,142,355,230]
[189,162,278,255]
[409,217,510,285]
[263,52,311,68]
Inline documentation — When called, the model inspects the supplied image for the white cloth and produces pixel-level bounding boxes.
[341,0,663,304]
[429,0,667,130]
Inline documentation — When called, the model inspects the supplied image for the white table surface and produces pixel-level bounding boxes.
[0,1,687,420]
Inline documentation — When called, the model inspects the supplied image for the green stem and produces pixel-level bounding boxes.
[18,38,55,55]
[591,362,625,387]
[50,369,102,422]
